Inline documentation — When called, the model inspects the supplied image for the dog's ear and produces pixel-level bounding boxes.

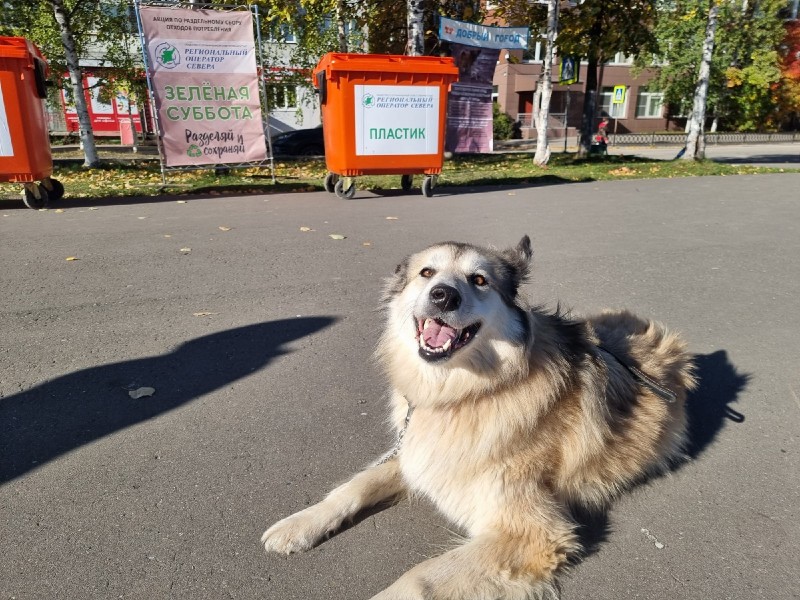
[383,256,411,301]
[501,236,533,288]
[491,237,532,302]
[514,235,533,264]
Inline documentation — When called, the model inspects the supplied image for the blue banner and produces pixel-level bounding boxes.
[439,17,529,50]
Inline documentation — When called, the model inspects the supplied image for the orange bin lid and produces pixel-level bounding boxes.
[0,36,45,65]
[315,53,458,78]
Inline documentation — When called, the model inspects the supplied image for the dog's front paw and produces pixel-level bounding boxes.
[261,505,338,554]
[369,584,424,600]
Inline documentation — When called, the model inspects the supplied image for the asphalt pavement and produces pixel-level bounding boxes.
[1,173,799,599]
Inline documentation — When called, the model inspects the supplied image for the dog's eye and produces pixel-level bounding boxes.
[472,274,488,287]
[420,268,435,278]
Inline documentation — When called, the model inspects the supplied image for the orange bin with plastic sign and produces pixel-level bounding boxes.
[312,53,458,198]
[0,36,64,209]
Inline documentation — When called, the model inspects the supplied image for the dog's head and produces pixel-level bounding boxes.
[378,236,533,403]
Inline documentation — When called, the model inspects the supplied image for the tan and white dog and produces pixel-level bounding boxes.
[262,236,696,599]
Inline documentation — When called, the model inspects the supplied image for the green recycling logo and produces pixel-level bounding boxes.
[186,144,202,158]
[362,93,375,108]
[155,42,180,69]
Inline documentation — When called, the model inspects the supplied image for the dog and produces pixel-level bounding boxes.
[262,236,696,599]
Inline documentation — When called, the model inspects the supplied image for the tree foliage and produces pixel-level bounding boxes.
[495,0,659,155]
[255,0,364,97]
[1,0,135,86]
[775,20,800,128]
[645,0,789,131]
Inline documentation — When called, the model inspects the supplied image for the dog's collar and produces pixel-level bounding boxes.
[596,345,677,403]
[375,399,414,466]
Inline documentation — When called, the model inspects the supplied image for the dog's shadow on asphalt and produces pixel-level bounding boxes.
[0,317,336,484]
[573,349,750,557]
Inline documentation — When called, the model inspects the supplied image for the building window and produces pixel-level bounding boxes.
[599,86,628,119]
[267,23,296,43]
[267,85,297,111]
[321,16,359,36]
[606,52,634,65]
[522,40,543,63]
[635,88,665,119]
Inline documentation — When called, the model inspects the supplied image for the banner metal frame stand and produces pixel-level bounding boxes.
[133,0,275,186]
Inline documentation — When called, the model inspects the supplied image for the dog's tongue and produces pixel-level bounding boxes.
[422,319,459,348]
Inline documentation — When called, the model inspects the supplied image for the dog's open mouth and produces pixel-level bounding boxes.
[416,318,481,361]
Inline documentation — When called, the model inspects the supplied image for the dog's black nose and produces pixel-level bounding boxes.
[430,284,461,312]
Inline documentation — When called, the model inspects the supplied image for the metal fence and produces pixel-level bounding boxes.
[515,115,800,145]
[609,132,800,145]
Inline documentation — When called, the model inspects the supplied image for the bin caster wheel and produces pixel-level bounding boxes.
[323,172,338,194]
[421,176,436,198]
[334,178,356,199]
[42,177,65,202]
[22,183,50,210]
[401,174,413,192]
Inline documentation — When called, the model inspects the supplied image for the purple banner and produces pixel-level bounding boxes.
[445,45,499,154]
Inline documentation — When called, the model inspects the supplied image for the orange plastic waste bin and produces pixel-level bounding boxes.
[0,36,64,209]
[312,53,458,198]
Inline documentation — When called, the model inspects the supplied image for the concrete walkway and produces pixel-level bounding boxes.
[495,139,800,169]
[615,141,800,169]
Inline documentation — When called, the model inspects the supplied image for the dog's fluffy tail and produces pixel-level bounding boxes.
[590,309,697,401]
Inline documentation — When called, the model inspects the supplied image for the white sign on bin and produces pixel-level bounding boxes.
[0,83,14,157]
[354,85,440,156]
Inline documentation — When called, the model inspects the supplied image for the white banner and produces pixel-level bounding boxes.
[138,6,266,166]
[439,17,529,50]
[0,82,13,157]
[353,85,441,156]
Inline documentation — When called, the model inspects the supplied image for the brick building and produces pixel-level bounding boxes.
[492,45,685,140]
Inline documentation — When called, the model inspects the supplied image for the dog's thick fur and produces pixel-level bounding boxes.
[262,236,696,599]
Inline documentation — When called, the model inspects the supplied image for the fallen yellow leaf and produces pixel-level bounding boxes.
[65,256,79,261]
[218,226,232,232]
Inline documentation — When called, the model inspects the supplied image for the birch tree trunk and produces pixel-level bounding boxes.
[407,0,424,56]
[336,0,348,53]
[533,0,558,166]
[361,4,370,53]
[50,0,99,167]
[683,0,719,161]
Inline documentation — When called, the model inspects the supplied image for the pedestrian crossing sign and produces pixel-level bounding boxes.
[612,85,626,104]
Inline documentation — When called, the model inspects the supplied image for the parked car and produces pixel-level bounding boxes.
[269,126,325,157]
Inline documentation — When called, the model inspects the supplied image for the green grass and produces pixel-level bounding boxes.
[0,151,784,203]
